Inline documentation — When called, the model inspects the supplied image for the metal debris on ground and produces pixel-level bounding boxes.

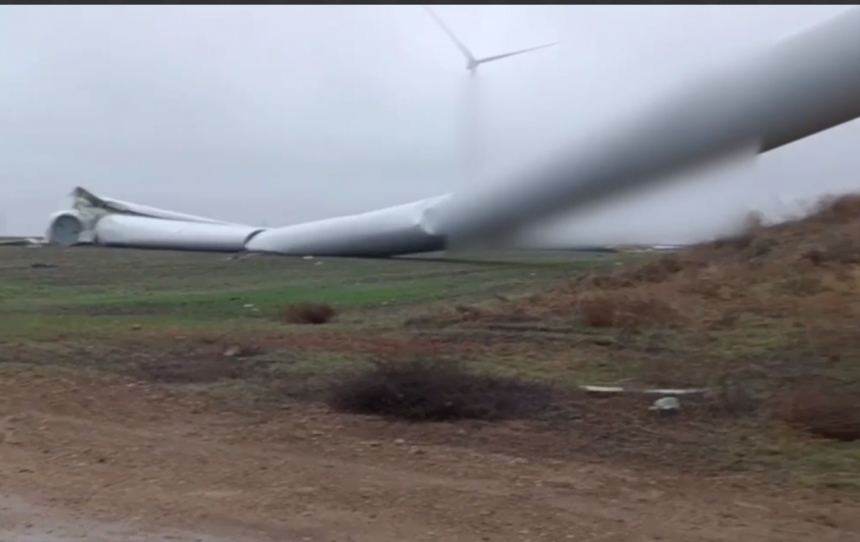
[650,396,681,417]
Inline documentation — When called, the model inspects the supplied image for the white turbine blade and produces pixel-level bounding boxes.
[71,186,108,209]
[475,42,557,65]
[47,200,263,251]
[245,196,449,257]
[430,6,860,246]
[248,3,860,258]
[422,5,476,64]
[71,186,241,226]
[92,215,262,253]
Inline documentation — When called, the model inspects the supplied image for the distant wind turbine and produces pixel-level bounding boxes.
[422,6,557,78]
[421,6,557,184]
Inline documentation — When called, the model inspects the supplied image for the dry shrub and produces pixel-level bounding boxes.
[772,382,860,442]
[626,254,685,283]
[694,195,860,261]
[577,291,680,329]
[707,211,765,251]
[801,236,860,265]
[577,255,688,291]
[807,193,860,225]
[603,194,860,315]
[419,193,860,331]
[281,302,337,325]
[326,358,553,422]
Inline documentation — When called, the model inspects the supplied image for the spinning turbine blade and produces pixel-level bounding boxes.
[431,6,860,246]
[475,42,558,65]
[251,5,860,257]
[422,6,476,64]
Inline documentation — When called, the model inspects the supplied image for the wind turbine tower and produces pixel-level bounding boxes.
[422,6,556,182]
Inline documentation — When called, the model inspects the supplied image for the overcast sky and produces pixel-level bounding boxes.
[2,5,858,242]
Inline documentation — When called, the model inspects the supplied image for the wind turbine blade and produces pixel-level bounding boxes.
[71,186,240,226]
[430,6,860,247]
[422,5,476,64]
[475,42,557,65]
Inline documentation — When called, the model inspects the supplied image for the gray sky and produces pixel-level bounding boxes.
[2,5,858,241]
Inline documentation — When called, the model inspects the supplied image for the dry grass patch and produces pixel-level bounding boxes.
[772,381,860,442]
[576,290,681,329]
[418,194,860,331]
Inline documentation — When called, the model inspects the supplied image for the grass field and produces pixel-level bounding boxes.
[1,242,859,492]
[0,247,610,330]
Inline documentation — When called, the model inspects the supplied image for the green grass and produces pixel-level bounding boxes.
[0,246,621,345]
[0,247,609,322]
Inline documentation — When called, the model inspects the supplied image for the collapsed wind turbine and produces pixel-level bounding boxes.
[45,6,860,257]
[422,6,557,182]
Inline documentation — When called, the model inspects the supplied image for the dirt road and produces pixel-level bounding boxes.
[0,493,242,542]
[0,373,856,542]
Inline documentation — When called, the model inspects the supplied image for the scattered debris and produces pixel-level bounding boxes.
[650,396,681,417]
[223,346,242,358]
[227,252,259,260]
[222,344,264,358]
[0,236,44,247]
[579,385,707,397]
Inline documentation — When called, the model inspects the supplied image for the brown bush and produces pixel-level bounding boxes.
[280,302,337,325]
[626,254,685,283]
[772,382,860,442]
[577,291,679,329]
[326,358,554,422]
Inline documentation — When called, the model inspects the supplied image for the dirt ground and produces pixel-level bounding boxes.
[0,373,856,542]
